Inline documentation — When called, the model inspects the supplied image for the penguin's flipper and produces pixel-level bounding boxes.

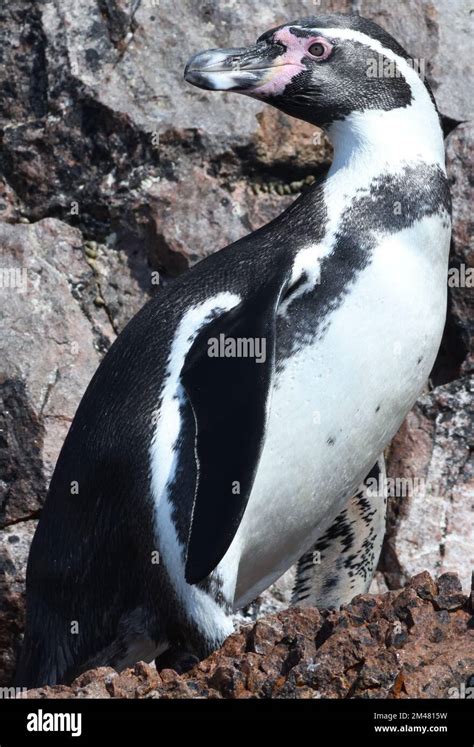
[181,274,288,585]
[292,455,387,609]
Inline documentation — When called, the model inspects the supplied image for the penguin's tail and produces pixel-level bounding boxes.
[14,625,72,690]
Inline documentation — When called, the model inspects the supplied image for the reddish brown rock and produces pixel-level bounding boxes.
[410,570,438,601]
[22,574,473,700]
[434,573,466,611]
[105,662,161,699]
[251,108,333,171]
[26,667,118,700]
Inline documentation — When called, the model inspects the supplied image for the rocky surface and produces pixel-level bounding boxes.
[445,121,474,376]
[0,521,35,685]
[23,573,474,699]
[0,0,472,691]
[382,378,474,593]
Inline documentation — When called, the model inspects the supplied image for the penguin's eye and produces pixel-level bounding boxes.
[307,40,332,60]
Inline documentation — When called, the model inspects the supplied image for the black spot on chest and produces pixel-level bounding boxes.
[275,163,450,363]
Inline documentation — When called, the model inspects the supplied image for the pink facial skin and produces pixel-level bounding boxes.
[246,29,333,98]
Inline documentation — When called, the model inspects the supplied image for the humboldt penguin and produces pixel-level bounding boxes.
[16,13,451,687]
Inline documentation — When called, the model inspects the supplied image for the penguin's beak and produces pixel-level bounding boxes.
[184,42,287,93]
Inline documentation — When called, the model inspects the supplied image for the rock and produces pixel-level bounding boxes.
[247,619,285,656]
[0,178,24,223]
[252,108,332,169]
[369,571,390,596]
[36,0,349,144]
[0,218,102,685]
[104,661,161,699]
[0,521,36,686]
[0,219,111,528]
[0,0,339,277]
[1,0,471,266]
[434,573,466,611]
[383,378,474,593]
[147,165,258,273]
[410,570,438,601]
[445,122,474,375]
[23,574,473,699]
[0,219,149,521]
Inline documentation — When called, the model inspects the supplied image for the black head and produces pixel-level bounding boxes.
[184,14,432,128]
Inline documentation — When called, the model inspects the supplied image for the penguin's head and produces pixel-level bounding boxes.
[185,14,434,129]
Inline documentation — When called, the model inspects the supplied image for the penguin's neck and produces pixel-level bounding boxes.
[305,97,447,251]
[326,103,445,179]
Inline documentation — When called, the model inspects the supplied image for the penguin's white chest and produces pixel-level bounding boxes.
[230,213,450,608]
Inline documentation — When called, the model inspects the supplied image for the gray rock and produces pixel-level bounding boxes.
[446,121,474,374]
[356,0,473,122]
[0,0,336,276]
[39,0,345,144]
[0,521,37,686]
[383,378,474,593]
[0,218,113,528]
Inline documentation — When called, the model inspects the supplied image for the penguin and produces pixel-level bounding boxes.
[16,13,451,688]
[292,457,387,608]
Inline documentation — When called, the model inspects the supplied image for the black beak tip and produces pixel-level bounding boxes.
[184,51,209,86]
[184,68,212,90]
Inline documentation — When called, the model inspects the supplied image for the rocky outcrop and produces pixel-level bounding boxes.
[445,122,474,375]
[1,0,472,690]
[23,573,474,699]
[383,379,473,592]
[0,521,35,685]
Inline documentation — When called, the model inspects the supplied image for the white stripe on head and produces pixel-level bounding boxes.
[290,26,444,169]
[301,26,429,98]
[281,26,445,312]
